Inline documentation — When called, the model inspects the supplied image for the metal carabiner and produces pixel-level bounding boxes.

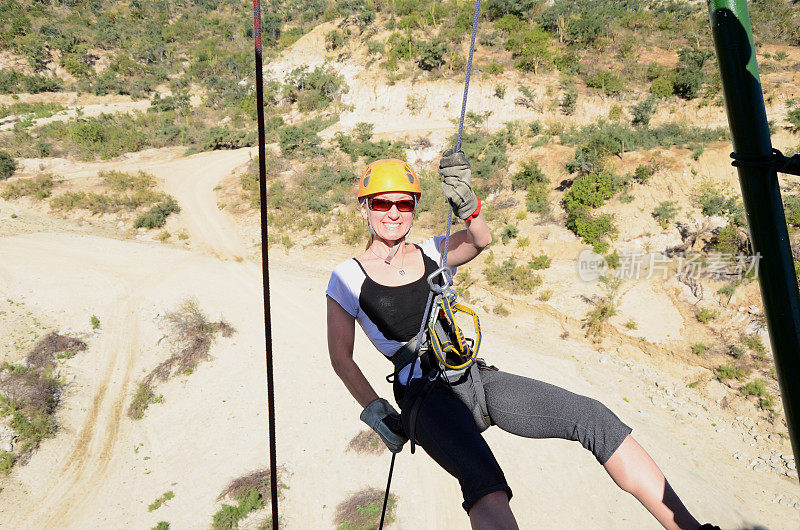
[427,265,453,294]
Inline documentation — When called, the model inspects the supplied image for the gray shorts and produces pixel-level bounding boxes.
[451,361,632,465]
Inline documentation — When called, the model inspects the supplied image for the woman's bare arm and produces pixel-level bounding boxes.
[440,210,492,268]
[327,296,380,408]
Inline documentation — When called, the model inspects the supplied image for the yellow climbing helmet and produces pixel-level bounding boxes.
[357,158,422,199]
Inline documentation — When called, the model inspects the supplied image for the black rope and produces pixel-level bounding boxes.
[252,2,279,528]
[378,453,396,529]
[731,148,800,176]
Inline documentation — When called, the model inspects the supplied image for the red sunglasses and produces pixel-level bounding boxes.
[368,197,416,212]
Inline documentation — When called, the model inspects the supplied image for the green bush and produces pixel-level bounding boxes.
[784,195,800,227]
[788,108,800,131]
[0,151,18,180]
[511,160,547,190]
[505,26,552,73]
[201,127,256,151]
[1,174,53,199]
[566,210,617,245]
[416,40,449,70]
[692,343,707,355]
[528,254,551,270]
[525,183,550,216]
[742,334,767,355]
[712,224,748,255]
[0,449,14,475]
[564,172,616,211]
[500,224,519,244]
[485,258,542,293]
[325,29,347,50]
[741,379,768,397]
[652,201,680,229]
[560,88,577,116]
[695,307,717,324]
[695,185,739,217]
[633,164,655,184]
[283,65,349,112]
[148,491,175,512]
[631,95,657,128]
[716,362,748,381]
[134,198,181,229]
[128,382,156,420]
[584,70,625,96]
[279,123,323,158]
[650,76,673,98]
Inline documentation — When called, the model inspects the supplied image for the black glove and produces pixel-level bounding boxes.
[360,398,408,453]
[439,148,479,220]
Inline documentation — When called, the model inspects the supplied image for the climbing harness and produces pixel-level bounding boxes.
[379,1,483,528]
[252,2,279,528]
[730,148,800,176]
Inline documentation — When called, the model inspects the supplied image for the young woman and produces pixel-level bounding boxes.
[326,154,719,530]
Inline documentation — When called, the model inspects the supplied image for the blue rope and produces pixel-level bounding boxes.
[407,0,481,383]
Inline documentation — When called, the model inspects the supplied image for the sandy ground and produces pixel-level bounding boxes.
[0,143,798,529]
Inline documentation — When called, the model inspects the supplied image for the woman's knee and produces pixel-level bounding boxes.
[574,396,632,463]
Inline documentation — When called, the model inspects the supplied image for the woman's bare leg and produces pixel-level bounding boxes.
[468,491,519,530]
[603,435,700,530]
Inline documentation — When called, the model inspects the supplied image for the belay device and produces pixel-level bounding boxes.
[425,266,481,371]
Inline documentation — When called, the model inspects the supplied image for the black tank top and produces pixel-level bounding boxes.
[354,246,439,343]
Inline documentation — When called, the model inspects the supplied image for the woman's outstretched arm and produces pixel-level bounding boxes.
[442,212,492,269]
[327,296,380,408]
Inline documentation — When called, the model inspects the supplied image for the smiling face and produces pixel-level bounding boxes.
[361,191,416,243]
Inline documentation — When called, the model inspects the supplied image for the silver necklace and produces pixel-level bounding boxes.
[371,244,406,275]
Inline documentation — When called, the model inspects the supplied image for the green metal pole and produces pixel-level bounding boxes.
[708,0,800,474]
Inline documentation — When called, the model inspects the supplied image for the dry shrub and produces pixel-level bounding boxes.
[146,299,236,384]
[26,332,87,368]
[347,429,385,455]
[0,364,60,415]
[217,469,275,502]
[131,299,235,420]
[0,363,61,462]
[334,487,396,530]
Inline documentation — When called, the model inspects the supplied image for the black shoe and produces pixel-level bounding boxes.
[699,525,721,530]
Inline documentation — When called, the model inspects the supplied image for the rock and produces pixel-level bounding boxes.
[779,498,790,506]
[1,442,11,452]
[733,453,741,460]
[117,221,124,228]
[782,454,794,461]
[748,305,760,314]
[788,461,797,470]
[788,469,798,478]
[656,380,667,388]
[715,427,725,433]
[769,434,779,442]
[754,464,768,472]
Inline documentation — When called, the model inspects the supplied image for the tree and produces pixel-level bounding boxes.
[485,0,536,20]
[416,40,448,71]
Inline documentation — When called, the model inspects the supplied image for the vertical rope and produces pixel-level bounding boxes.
[252,2,279,528]
[409,0,482,380]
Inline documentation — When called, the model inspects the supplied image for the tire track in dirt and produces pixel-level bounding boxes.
[42,305,140,527]
[0,235,142,529]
